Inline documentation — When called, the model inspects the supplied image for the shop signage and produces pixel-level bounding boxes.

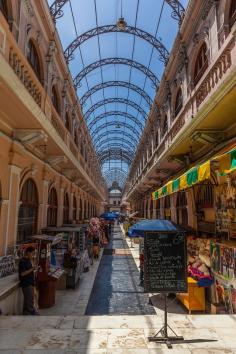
[144,231,187,293]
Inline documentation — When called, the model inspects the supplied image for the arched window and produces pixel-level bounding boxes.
[0,0,8,20]
[161,115,168,137]
[51,85,60,114]
[194,42,208,85]
[73,196,77,221]
[63,193,69,224]
[47,188,58,227]
[27,40,42,82]
[174,88,183,117]
[65,113,71,132]
[17,179,38,243]
[229,0,236,28]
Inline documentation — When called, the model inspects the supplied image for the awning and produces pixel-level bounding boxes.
[152,146,236,201]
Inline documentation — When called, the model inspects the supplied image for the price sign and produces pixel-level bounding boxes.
[144,231,187,293]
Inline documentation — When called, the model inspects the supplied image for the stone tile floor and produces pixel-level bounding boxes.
[0,314,236,352]
[1,225,236,352]
[86,227,154,315]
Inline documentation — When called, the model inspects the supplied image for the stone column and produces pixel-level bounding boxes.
[170,194,177,223]
[160,198,165,219]
[186,189,197,229]
[58,188,64,226]
[69,192,74,221]
[39,180,49,229]
[147,196,151,219]
[5,165,22,254]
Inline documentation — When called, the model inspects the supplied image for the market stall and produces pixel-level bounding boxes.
[41,225,89,289]
[31,235,64,309]
[151,145,236,314]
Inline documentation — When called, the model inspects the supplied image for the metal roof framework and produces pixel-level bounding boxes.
[49,0,186,189]
[88,111,144,131]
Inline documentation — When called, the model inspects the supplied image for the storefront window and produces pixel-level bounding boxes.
[27,40,42,82]
[47,187,57,227]
[194,42,208,86]
[17,179,38,243]
[164,195,171,220]
[176,191,188,227]
[63,193,69,224]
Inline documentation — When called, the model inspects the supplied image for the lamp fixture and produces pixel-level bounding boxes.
[117,16,127,30]
[117,0,127,30]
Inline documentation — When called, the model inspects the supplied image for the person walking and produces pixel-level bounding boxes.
[18,247,39,315]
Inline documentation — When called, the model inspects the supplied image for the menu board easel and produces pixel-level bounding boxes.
[144,230,187,348]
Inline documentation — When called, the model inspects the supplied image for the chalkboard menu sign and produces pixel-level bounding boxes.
[144,231,187,293]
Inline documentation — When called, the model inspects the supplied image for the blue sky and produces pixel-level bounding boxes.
[48,0,188,188]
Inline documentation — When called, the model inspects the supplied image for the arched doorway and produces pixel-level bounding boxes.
[63,193,69,224]
[17,179,38,243]
[47,187,58,227]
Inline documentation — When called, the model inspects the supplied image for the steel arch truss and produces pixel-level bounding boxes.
[95,136,137,152]
[94,131,138,148]
[64,25,169,64]
[91,122,141,140]
[50,1,185,25]
[74,58,159,89]
[80,81,153,109]
[97,143,136,157]
[103,168,127,188]
[49,0,68,21]
[85,97,147,121]
[88,111,143,131]
[166,0,185,25]
[98,148,134,165]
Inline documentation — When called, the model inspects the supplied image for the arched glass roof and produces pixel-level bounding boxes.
[48,0,188,190]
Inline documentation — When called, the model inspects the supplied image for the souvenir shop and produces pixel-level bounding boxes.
[152,146,236,314]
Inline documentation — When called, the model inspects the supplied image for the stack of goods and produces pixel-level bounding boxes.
[210,240,236,313]
[187,236,213,286]
[89,218,101,259]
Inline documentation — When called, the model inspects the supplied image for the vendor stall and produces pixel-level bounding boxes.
[42,226,89,289]
[31,235,64,309]
[151,145,236,314]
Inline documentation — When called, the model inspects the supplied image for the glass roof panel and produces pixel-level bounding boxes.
[48,0,188,190]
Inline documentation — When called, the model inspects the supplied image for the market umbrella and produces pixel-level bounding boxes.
[127,219,184,237]
[100,212,118,220]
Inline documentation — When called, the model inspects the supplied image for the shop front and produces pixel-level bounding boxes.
[152,145,236,314]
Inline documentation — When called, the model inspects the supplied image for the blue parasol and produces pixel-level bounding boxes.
[127,219,185,237]
[100,212,118,220]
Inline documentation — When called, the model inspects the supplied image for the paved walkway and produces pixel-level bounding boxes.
[86,226,155,315]
[1,225,236,352]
